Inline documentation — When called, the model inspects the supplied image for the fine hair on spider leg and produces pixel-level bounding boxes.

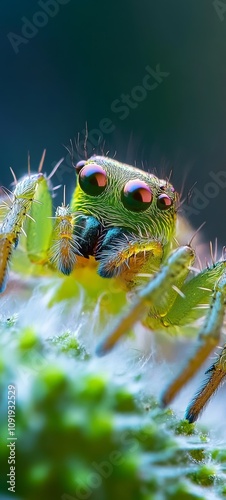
[0,172,45,292]
[185,344,226,423]
[161,268,226,421]
[0,152,65,291]
[49,203,82,275]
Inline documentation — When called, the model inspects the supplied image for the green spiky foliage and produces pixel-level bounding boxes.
[0,275,226,500]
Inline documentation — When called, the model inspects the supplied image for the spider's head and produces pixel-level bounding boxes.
[71,156,178,262]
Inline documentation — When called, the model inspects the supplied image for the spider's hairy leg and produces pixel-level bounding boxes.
[96,245,195,356]
[49,204,82,275]
[161,269,226,422]
[0,173,45,292]
[186,343,226,423]
[184,273,226,422]
[95,227,163,280]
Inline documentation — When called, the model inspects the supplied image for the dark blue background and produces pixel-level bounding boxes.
[1,0,226,243]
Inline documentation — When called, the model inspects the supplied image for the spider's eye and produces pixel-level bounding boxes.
[75,160,86,173]
[122,179,153,212]
[78,164,107,196]
[157,193,173,210]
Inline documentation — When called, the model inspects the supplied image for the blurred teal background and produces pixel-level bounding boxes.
[2,4,226,498]
[1,0,226,243]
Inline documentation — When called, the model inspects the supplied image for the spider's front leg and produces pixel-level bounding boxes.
[94,227,164,281]
[161,267,226,422]
[0,156,77,291]
[0,172,47,292]
[96,235,226,421]
[96,244,195,355]
[185,338,226,423]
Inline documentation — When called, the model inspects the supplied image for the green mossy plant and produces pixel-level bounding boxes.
[0,274,226,500]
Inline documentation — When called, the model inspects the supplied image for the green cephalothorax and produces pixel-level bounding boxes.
[1,153,226,424]
[71,156,177,285]
[72,156,176,238]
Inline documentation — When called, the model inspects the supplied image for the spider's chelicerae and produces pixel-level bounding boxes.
[1,152,225,423]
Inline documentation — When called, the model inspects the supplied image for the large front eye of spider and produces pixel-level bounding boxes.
[78,163,107,196]
[157,193,173,210]
[122,179,153,212]
[75,160,86,173]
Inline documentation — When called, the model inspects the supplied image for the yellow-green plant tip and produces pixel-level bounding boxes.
[19,327,38,350]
